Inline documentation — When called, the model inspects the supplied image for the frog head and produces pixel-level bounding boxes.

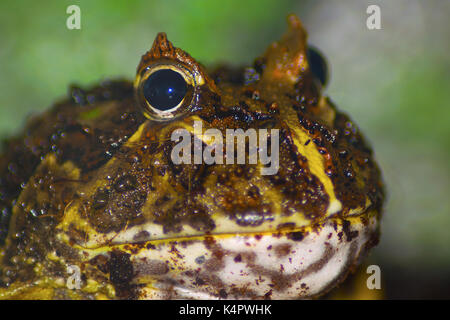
[0,15,383,299]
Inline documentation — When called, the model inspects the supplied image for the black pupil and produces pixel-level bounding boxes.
[143,69,187,111]
[307,47,328,86]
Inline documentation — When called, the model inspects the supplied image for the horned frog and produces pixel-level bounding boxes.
[0,15,383,299]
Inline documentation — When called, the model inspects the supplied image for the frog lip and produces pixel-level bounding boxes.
[117,208,370,248]
[71,208,378,252]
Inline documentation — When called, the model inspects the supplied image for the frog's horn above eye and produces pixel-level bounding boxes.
[136,33,176,74]
[260,14,309,85]
[136,32,218,94]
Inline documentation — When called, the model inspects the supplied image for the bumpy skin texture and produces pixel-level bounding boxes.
[0,15,383,299]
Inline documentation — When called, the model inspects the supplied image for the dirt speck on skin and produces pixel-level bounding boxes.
[287,231,304,241]
[134,258,169,276]
[219,288,228,299]
[107,250,136,299]
[274,243,292,258]
[204,255,225,272]
[342,220,359,242]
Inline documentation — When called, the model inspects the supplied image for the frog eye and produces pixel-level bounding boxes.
[307,46,328,87]
[135,62,195,120]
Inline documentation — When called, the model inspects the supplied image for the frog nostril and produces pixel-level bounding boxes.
[307,46,328,87]
[142,69,187,111]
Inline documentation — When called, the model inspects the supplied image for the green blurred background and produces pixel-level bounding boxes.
[0,0,449,298]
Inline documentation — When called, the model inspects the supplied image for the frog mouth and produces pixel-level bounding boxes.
[101,214,379,299]
[58,199,373,252]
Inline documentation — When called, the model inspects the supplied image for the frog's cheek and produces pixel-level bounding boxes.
[127,215,378,299]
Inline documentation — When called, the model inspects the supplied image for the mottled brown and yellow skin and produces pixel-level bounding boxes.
[0,15,383,299]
